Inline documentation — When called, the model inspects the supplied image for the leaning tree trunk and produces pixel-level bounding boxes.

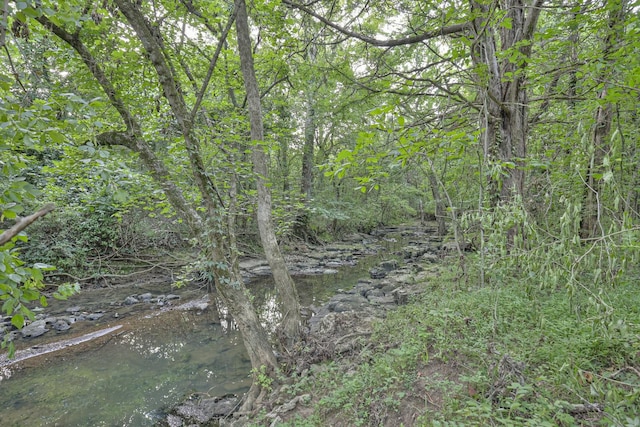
[235,0,303,344]
[37,3,279,413]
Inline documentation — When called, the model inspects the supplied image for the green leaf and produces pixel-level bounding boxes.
[8,273,22,283]
[11,313,25,329]
[48,131,66,144]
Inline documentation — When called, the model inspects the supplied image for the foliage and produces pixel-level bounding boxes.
[263,263,640,426]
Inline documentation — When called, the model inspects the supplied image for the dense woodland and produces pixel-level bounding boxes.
[1,0,639,425]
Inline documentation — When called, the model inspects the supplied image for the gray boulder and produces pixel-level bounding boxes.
[124,296,139,305]
[21,320,49,338]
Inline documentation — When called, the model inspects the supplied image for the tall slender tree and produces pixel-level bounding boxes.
[234,0,303,344]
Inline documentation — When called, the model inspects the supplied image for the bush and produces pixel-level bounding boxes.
[19,205,119,274]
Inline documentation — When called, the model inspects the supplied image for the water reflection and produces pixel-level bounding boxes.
[0,238,398,426]
[0,308,251,426]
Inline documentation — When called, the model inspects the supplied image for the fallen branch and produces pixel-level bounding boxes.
[0,203,56,246]
[560,402,604,414]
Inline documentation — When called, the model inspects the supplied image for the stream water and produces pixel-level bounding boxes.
[0,242,398,426]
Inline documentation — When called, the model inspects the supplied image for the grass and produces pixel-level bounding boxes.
[258,259,640,427]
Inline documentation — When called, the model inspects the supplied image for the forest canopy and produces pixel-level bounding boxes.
[1,0,639,422]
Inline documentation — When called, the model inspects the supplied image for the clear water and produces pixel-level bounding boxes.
[0,309,250,426]
[0,238,401,426]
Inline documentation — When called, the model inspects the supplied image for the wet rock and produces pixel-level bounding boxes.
[124,296,139,305]
[65,306,83,313]
[21,320,49,338]
[166,294,180,300]
[172,395,239,424]
[139,293,153,301]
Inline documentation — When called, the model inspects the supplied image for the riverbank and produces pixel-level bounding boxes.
[231,261,640,426]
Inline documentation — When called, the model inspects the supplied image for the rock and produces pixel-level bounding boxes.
[327,294,368,313]
[65,306,83,313]
[239,258,269,270]
[166,294,180,300]
[422,253,439,263]
[250,266,272,276]
[369,267,387,279]
[53,319,71,331]
[139,293,153,301]
[165,414,183,427]
[367,295,396,306]
[21,320,49,338]
[392,288,409,305]
[325,261,344,268]
[177,297,210,311]
[87,313,104,321]
[365,288,385,298]
[124,296,139,305]
[379,260,398,271]
[174,395,239,423]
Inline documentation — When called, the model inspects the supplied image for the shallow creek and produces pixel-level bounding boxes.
[0,239,401,426]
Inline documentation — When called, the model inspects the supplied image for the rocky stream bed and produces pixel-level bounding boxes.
[0,223,451,426]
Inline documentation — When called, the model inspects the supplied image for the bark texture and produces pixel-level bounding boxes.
[235,0,303,343]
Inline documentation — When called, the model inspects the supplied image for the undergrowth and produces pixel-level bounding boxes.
[266,263,640,426]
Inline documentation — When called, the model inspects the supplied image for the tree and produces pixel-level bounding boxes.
[234,0,303,344]
[27,0,276,409]
[580,0,628,238]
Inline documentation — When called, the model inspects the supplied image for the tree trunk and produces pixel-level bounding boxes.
[301,45,318,201]
[39,4,279,412]
[235,0,303,344]
[580,0,626,239]
[470,0,543,245]
[426,170,447,236]
[580,91,613,238]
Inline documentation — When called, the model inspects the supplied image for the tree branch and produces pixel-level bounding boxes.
[282,0,471,47]
[95,131,136,149]
[34,12,205,234]
[0,204,55,246]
